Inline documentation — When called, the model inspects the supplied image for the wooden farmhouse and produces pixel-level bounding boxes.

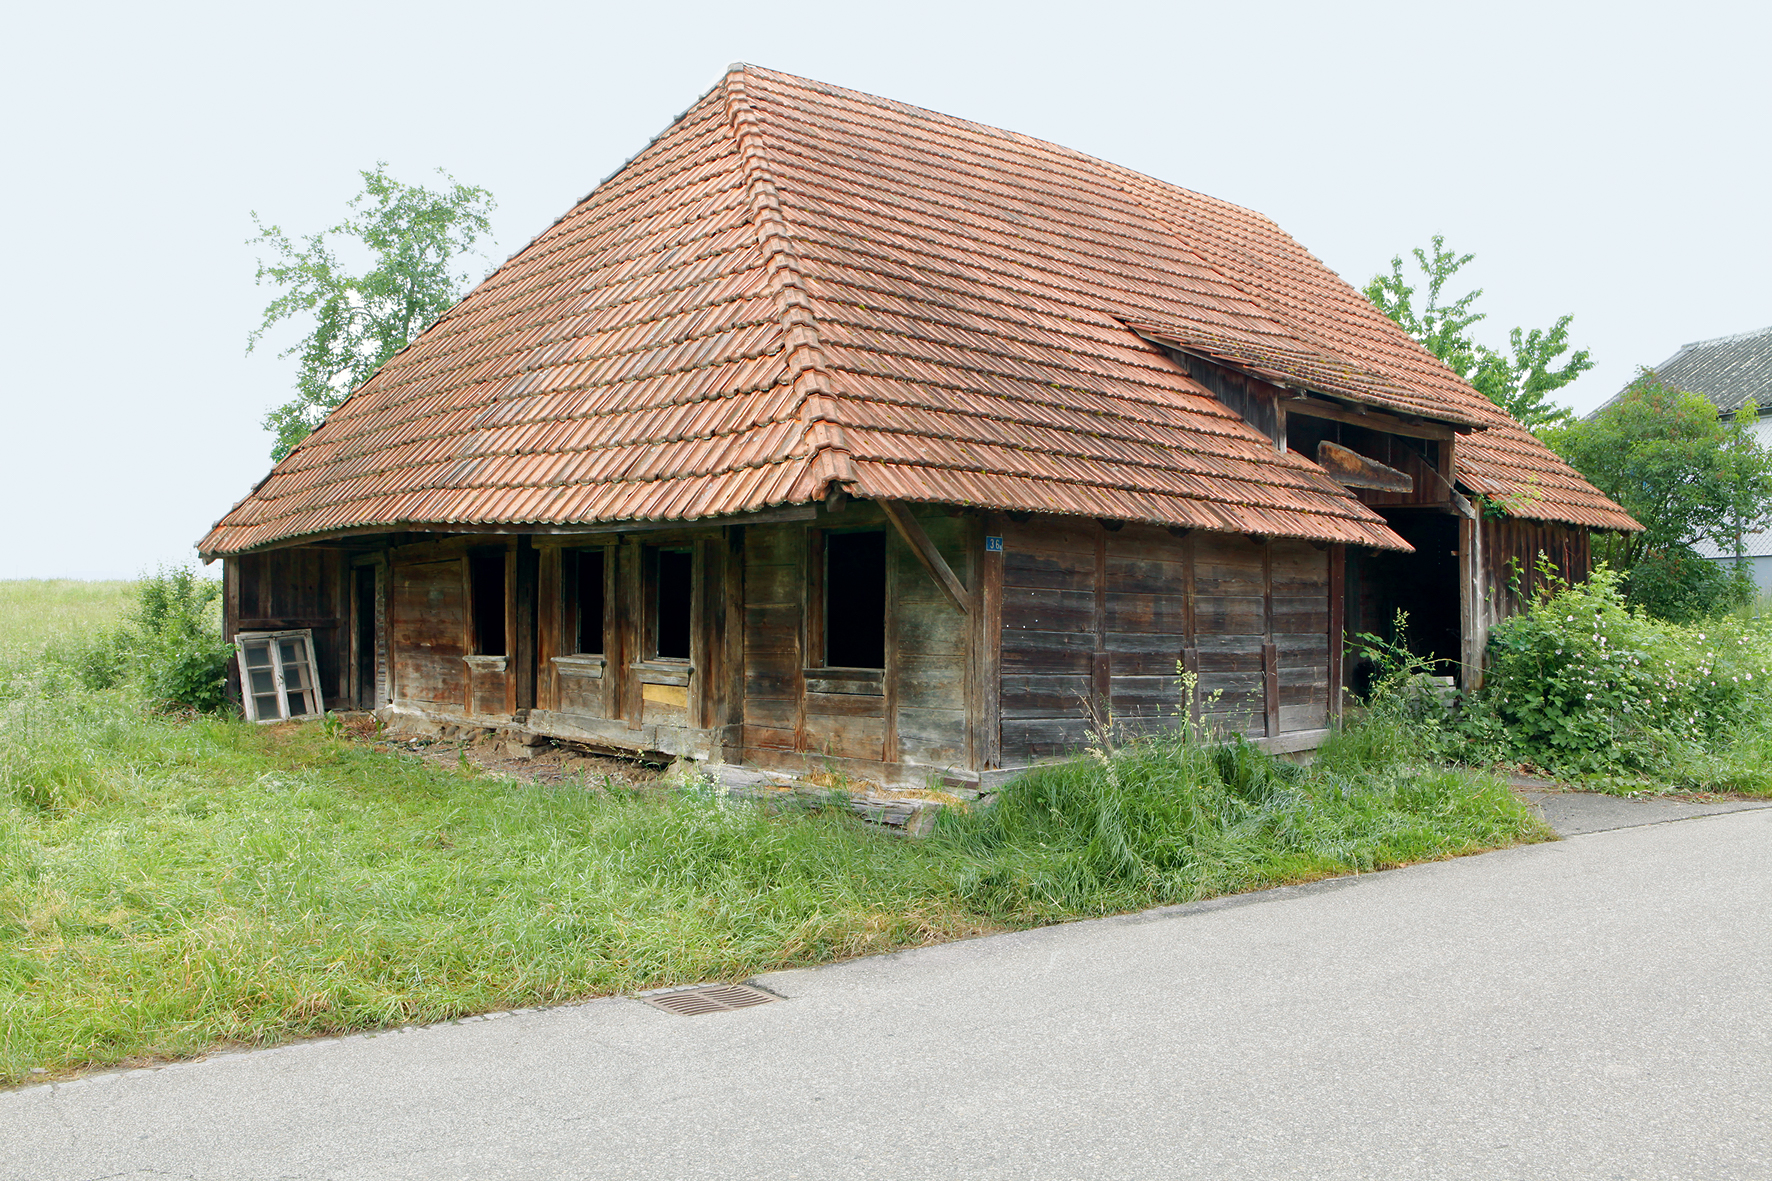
[200,65,1638,784]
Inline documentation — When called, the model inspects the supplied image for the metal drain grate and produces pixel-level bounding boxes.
[638,983,780,1016]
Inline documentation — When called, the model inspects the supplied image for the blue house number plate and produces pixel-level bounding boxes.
[985,536,1004,552]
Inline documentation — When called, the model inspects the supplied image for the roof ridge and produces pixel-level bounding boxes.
[1676,324,1772,350]
[721,66,857,496]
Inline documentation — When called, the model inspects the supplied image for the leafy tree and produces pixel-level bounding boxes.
[1365,235,1591,430]
[249,164,496,460]
[1542,371,1772,619]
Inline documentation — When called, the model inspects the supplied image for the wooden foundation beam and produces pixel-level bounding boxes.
[879,500,970,614]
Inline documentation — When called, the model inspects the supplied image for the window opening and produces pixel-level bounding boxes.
[470,551,507,656]
[574,549,605,655]
[654,548,693,661]
[825,530,887,669]
[235,629,321,723]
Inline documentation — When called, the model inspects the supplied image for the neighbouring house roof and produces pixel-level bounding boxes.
[199,65,1636,559]
[1591,325,1772,419]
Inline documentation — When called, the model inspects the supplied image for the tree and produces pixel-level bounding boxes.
[1542,371,1772,619]
[249,164,496,460]
[1364,235,1591,431]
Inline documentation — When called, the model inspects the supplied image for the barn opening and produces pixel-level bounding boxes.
[824,530,887,669]
[469,551,507,657]
[1345,509,1462,693]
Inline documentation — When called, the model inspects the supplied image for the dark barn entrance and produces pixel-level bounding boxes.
[1345,508,1463,693]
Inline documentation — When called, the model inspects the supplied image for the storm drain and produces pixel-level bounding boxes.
[638,983,779,1016]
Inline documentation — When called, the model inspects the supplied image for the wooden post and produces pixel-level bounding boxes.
[514,538,538,716]
[1328,544,1346,720]
[721,526,746,761]
[1458,513,1486,689]
[1181,531,1199,725]
[1092,523,1110,729]
[621,540,642,730]
[977,512,1004,769]
[1262,539,1279,736]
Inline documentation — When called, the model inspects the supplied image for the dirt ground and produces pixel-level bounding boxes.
[331,712,665,788]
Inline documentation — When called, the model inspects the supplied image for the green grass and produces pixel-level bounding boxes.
[0,692,1549,1085]
[0,580,134,662]
[0,581,1552,1086]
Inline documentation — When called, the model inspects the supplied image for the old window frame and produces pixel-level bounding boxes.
[235,628,322,723]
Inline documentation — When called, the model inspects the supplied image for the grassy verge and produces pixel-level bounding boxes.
[0,681,1547,1085]
[1,578,1550,1085]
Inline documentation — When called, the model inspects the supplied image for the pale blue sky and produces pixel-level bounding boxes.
[4,0,1766,578]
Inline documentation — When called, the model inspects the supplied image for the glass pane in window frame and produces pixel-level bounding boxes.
[234,629,321,722]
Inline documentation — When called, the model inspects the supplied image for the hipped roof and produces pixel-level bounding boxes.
[200,65,1635,559]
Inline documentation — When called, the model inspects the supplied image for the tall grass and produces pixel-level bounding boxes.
[1,581,1550,1084]
[0,692,1547,1084]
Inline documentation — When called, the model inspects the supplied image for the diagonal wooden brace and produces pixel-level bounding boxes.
[879,499,971,615]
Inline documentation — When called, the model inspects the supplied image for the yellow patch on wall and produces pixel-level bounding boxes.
[641,683,688,707]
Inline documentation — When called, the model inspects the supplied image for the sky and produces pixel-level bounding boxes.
[3,0,1767,579]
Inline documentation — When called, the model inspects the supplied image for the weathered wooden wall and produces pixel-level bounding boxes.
[741,506,972,777]
[390,555,469,711]
[1479,516,1593,624]
[225,546,350,708]
[996,517,1334,764]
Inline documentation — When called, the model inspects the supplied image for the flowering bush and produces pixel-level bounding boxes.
[1475,565,1772,775]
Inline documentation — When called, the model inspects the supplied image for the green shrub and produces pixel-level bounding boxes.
[1472,564,1772,776]
[35,568,232,711]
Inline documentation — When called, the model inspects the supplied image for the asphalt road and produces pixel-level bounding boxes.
[5,806,1770,1181]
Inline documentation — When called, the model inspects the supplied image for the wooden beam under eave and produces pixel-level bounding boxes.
[1286,395,1463,441]
[878,500,971,615]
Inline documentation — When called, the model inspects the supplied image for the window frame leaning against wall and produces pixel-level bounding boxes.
[235,628,322,722]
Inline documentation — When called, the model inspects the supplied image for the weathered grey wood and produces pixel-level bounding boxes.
[879,499,969,615]
[896,707,967,766]
[978,512,1003,769]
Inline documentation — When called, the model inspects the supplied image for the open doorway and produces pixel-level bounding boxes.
[1345,508,1463,693]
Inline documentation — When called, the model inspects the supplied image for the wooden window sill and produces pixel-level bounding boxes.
[630,660,692,686]
[552,655,605,679]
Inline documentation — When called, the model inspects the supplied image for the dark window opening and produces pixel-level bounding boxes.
[574,549,605,655]
[654,548,692,660]
[470,551,508,656]
[354,566,377,705]
[825,531,886,669]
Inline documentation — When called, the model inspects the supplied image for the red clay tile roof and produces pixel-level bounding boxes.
[200,65,1634,558]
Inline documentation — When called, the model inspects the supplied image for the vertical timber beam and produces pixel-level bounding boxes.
[974,512,1004,771]
[1328,544,1346,721]
[514,537,538,716]
[721,526,745,761]
[1092,524,1110,729]
[1261,539,1280,738]
[1458,511,1486,689]
[1179,530,1199,726]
